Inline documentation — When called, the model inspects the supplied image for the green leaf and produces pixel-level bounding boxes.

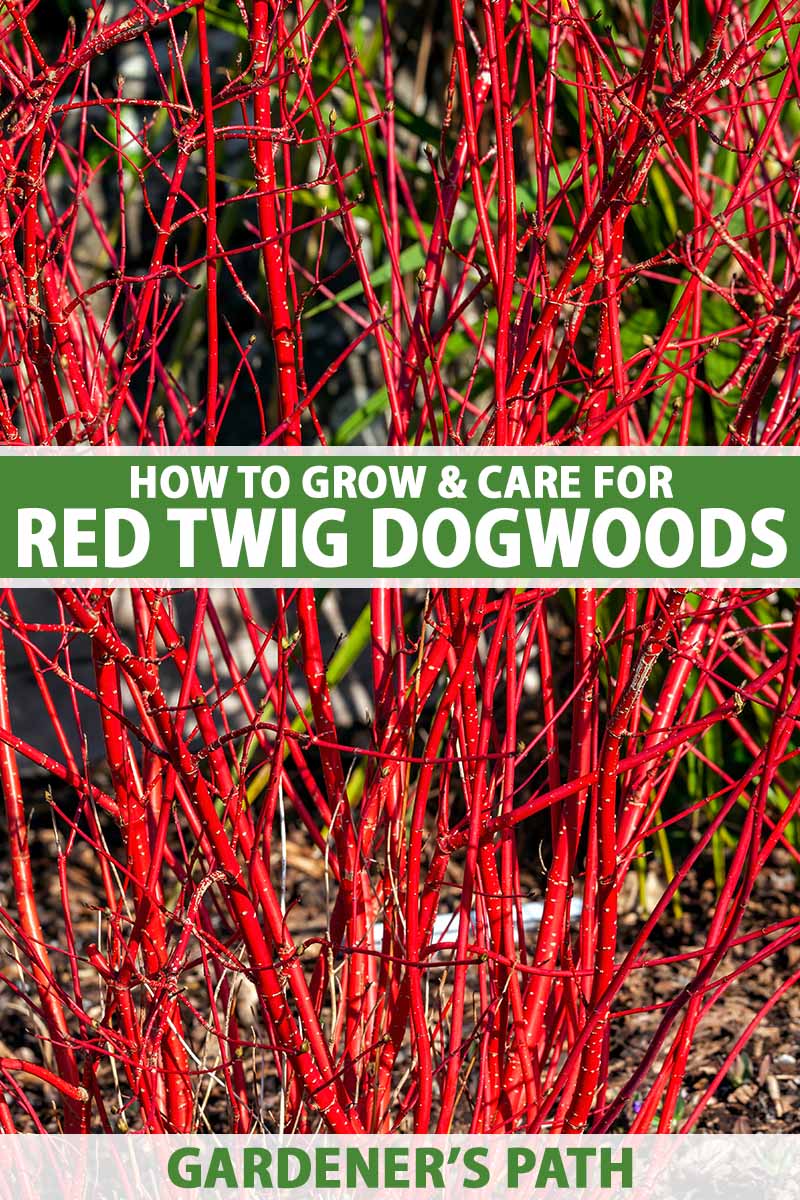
[332,387,389,445]
[304,243,426,318]
[702,297,741,391]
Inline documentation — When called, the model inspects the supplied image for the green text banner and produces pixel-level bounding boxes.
[3,448,798,584]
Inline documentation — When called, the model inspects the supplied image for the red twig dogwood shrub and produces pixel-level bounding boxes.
[0,586,799,1133]
[0,0,798,1133]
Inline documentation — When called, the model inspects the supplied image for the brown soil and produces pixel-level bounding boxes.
[1,803,798,1132]
[610,855,800,1132]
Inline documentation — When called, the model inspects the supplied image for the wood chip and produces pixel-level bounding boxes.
[766,1073,783,1116]
[728,1081,758,1104]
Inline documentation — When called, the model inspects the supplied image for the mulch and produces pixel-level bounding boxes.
[609,853,800,1132]
[1,800,799,1132]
